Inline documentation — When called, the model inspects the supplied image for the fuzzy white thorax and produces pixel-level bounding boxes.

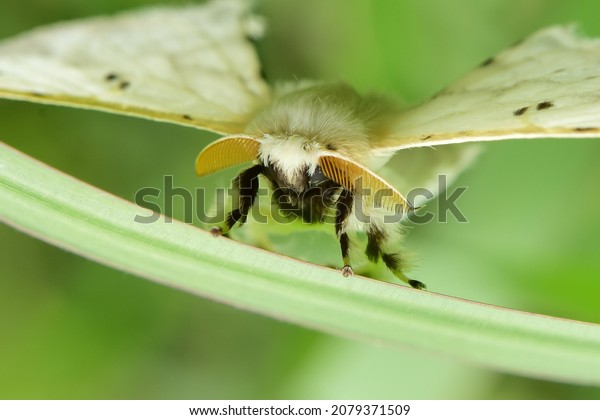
[247,81,402,187]
[258,133,322,184]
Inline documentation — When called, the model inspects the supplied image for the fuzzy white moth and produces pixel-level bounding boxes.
[1,0,600,288]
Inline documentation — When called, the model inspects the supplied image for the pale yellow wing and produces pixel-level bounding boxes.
[375,144,481,207]
[375,26,600,152]
[0,0,270,134]
[195,135,261,176]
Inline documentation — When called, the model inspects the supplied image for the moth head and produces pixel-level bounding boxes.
[195,135,414,213]
[195,134,320,177]
[257,134,324,191]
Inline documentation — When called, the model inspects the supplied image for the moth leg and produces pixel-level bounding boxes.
[366,225,426,289]
[335,188,354,276]
[210,226,223,237]
[408,280,426,290]
[339,233,353,277]
[381,252,426,290]
[365,226,386,263]
[220,164,263,234]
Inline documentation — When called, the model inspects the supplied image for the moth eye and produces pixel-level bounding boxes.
[308,166,329,187]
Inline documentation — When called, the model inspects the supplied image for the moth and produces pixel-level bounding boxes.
[1,0,600,289]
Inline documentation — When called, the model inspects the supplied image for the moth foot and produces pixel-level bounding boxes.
[408,279,426,290]
[210,226,223,237]
[341,265,354,277]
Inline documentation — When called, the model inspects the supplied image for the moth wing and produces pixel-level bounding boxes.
[0,0,270,134]
[371,26,600,203]
[373,25,600,153]
[375,144,481,207]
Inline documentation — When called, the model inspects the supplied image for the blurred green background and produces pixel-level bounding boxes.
[1,0,600,399]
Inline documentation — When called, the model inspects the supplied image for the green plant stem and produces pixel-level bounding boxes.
[1,141,600,384]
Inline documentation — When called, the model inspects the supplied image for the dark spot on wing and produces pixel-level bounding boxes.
[104,72,118,81]
[182,114,193,121]
[325,144,337,151]
[513,106,529,116]
[104,72,131,91]
[574,127,597,132]
[421,135,433,140]
[31,92,46,97]
[480,57,494,67]
[553,68,566,74]
[536,101,554,110]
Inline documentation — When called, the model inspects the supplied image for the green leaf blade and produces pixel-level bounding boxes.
[1,141,600,385]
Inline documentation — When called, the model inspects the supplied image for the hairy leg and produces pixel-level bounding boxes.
[335,189,354,276]
[366,223,426,289]
[214,164,263,235]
